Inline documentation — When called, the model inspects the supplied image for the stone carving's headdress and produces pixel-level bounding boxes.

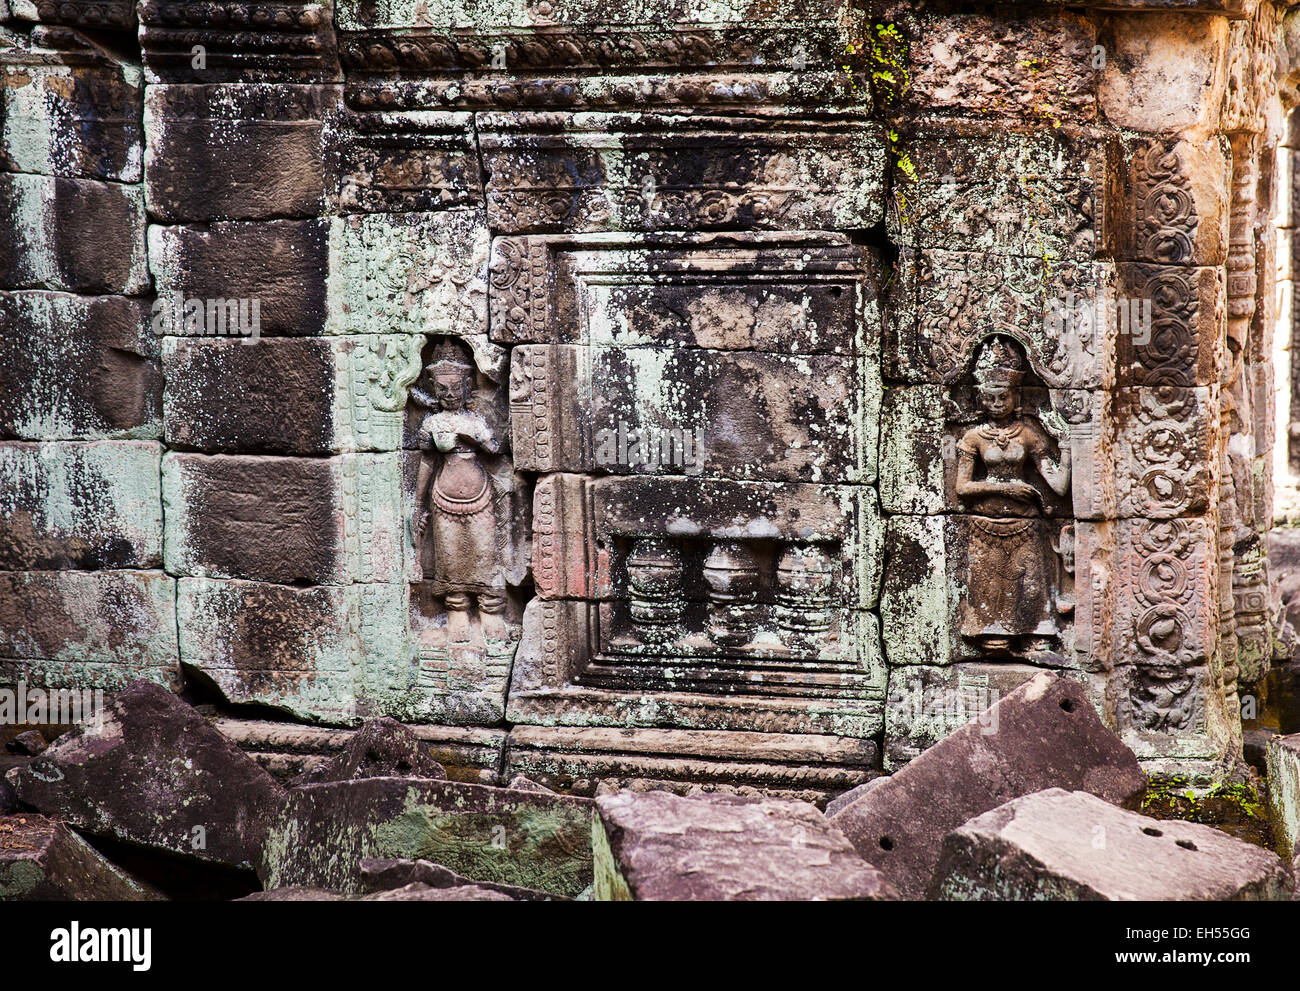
[427,337,474,378]
[973,336,1025,388]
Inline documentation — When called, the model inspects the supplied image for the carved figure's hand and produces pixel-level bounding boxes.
[414,510,429,543]
[1004,480,1039,502]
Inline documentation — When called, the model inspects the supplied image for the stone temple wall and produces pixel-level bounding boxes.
[2,0,1299,798]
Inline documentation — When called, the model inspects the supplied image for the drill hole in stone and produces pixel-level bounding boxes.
[1142,827,1163,837]
[1176,839,1197,851]
[1059,698,1076,713]
[879,835,894,851]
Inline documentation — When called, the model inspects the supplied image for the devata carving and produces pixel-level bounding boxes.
[411,337,516,647]
[954,337,1072,661]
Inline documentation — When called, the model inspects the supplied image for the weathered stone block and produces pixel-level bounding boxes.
[1112,516,1222,760]
[5,0,136,29]
[900,10,1097,120]
[504,725,878,805]
[139,0,341,84]
[1098,13,1229,133]
[0,292,160,440]
[162,451,407,585]
[325,209,489,336]
[324,109,480,214]
[1114,387,1219,519]
[144,84,337,222]
[592,791,898,901]
[932,788,1293,901]
[0,570,178,690]
[177,578,424,725]
[0,815,161,900]
[0,441,162,569]
[147,219,328,337]
[1266,732,1300,861]
[890,249,1116,388]
[1,57,143,181]
[0,172,147,293]
[260,777,594,897]
[11,680,288,869]
[894,122,1112,261]
[163,337,334,454]
[828,672,1146,899]
[479,113,886,233]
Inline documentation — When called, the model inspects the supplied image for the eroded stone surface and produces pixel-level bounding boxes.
[10,680,288,869]
[932,789,1293,901]
[829,673,1147,899]
[261,777,594,897]
[0,814,162,901]
[593,790,897,901]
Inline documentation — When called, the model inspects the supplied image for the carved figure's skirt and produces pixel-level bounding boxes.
[960,517,1055,638]
[426,455,502,594]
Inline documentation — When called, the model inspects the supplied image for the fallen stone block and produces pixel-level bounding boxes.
[7,731,47,757]
[506,775,554,794]
[261,778,594,898]
[828,672,1147,899]
[931,789,1294,901]
[291,718,446,787]
[1267,732,1300,861]
[359,857,564,901]
[10,680,288,870]
[593,791,898,901]
[0,815,162,900]
[358,882,515,902]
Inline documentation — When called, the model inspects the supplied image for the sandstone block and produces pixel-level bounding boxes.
[162,452,407,585]
[260,777,595,897]
[0,172,147,293]
[0,570,178,690]
[0,814,162,900]
[10,680,288,870]
[1,58,143,181]
[593,791,898,901]
[828,673,1147,899]
[144,84,336,222]
[0,441,162,569]
[0,292,160,440]
[147,220,328,337]
[932,789,1293,901]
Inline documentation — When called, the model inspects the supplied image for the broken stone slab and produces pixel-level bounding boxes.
[592,791,898,901]
[359,857,565,901]
[828,672,1147,899]
[261,777,594,898]
[358,883,515,902]
[931,789,1294,901]
[10,680,288,870]
[1267,732,1300,861]
[0,814,163,900]
[291,718,446,787]
[7,731,47,757]
[506,775,554,794]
